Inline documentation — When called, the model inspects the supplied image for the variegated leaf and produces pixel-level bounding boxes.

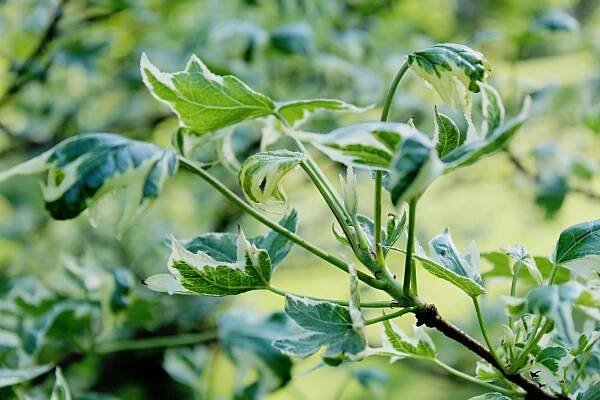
[382,320,437,360]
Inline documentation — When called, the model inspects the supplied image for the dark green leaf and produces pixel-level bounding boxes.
[553,219,600,277]
[434,107,462,157]
[535,172,568,218]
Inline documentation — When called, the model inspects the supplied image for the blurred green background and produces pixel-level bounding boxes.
[0,0,599,399]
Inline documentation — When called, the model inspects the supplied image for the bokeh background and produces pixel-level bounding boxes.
[0,0,599,399]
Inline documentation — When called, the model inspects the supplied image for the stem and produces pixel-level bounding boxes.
[509,263,523,329]
[473,296,503,367]
[374,171,385,265]
[380,61,410,122]
[509,318,551,374]
[267,285,399,308]
[548,262,560,284]
[433,359,521,397]
[364,307,417,325]
[567,342,596,392]
[403,198,418,297]
[179,157,384,289]
[95,331,218,354]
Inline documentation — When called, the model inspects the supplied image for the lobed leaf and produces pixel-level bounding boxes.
[276,98,369,127]
[146,229,272,296]
[141,53,275,135]
[0,133,177,229]
[381,320,437,360]
[273,295,367,360]
[553,219,600,278]
[238,150,305,209]
[417,228,486,297]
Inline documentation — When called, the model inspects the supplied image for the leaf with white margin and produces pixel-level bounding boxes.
[272,295,367,360]
[276,99,369,127]
[468,394,511,400]
[416,228,486,297]
[51,368,71,400]
[434,107,463,158]
[303,122,436,173]
[503,244,543,284]
[386,130,444,205]
[443,97,530,171]
[0,364,53,388]
[381,319,436,360]
[552,219,600,278]
[0,133,177,231]
[141,53,275,135]
[147,229,272,297]
[407,43,490,132]
[238,150,305,210]
[480,83,505,137]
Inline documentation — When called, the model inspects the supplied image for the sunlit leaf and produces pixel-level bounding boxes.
[238,150,305,209]
[434,107,462,158]
[553,219,600,278]
[0,134,177,230]
[381,320,436,359]
[141,53,275,135]
[276,98,369,127]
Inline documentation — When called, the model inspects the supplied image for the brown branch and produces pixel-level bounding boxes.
[506,149,600,201]
[414,304,567,400]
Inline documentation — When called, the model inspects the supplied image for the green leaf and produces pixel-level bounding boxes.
[238,150,305,209]
[386,129,443,205]
[276,99,369,127]
[534,10,579,33]
[468,393,511,400]
[434,107,463,158]
[535,171,568,218]
[442,97,530,171]
[579,382,600,400]
[270,23,313,55]
[141,53,275,135]
[273,295,367,360]
[476,361,506,383]
[51,368,72,400]
[525,282,593,317]
[480,83,505,136]
[0,134,177,229]
[504,245,543,284]
[163,346,208,390]
[381,320,436,359]
[535,346,569,373]
[407,43,490,126]
[220,311,293,396]
[481,252,570,284]
[553,219,600,277]
[417,228,486,297]
[0,364,53,388]
[146,229,272,296]
[180,210,298,270]
[351,212,406,257]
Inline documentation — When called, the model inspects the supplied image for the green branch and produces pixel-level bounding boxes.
[473,296,503,367]
[364,307,417,325]
[403,199,418,297]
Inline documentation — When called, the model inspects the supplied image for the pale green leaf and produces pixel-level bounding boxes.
[417,228,486,297]
[238,150,305,209]
[141,53,275,135]
[276,99,369,127]
[273,295,367,360]
[503,245,543,284]
[553,219,600,277]
[381,320,436,359]
[480,252,570,284]
[0,364,53,388]
[525,282,595,317]
[480,83,505,136]
[51,368,72,400]
[434,107,462,158]
[148,229,272,297]
[0,134,177,230]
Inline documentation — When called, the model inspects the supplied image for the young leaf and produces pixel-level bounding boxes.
[503,245,543,284]
[148,229,272,296]
[273,295,367,360]
[219,311,293,396]
[0,134,178,228]
[386,130,444,205]
[276,99,369,128]
[141,53,275,135]
[381,320,437,360]
[480,83,505,136]
[552,219,600,277]
[51,368,72,400]
[238,150,305,209]
[182,210,298,269]
[0,364,53,388]
[416,229,486,297]
[350,212,406,256]
[407,43,490,128]
[434,107,463,158]
[442,97,530,171]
